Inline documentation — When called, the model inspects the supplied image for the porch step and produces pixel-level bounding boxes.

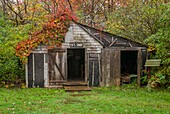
[48,85,64,89]
[64,82,88,86]
[64,82,91,92]
[64,86,91,92]
[49,80,66,83]
[49,80,66,87]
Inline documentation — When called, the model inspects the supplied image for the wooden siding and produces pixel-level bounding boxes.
[101,49,121,86]
[63,22,103,54]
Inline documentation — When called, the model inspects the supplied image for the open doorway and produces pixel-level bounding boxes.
[67,49,85,82]
[121,51,138,83]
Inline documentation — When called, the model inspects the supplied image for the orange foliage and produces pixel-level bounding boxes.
[16,7,78,63]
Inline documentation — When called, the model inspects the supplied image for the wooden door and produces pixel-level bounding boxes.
[48,49,66,84]
[88,54,100,87]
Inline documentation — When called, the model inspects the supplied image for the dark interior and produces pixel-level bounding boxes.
[121,51,138,75]
[67,49,85,81]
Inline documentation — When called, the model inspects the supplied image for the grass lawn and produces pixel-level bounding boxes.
[0,85,170,114]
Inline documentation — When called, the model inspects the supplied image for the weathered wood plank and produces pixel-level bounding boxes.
[102,49,110,86]
[110,50,115,85]
[85,49,88,83]
[113,50,121,86]
[48,50,66,83]
[44,54,49,87]
[137,49,142,86]
[88,60,100,87]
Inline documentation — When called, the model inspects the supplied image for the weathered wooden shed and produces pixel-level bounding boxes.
[26,21,147,88]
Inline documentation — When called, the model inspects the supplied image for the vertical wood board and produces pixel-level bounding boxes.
[101,49,110,86]
[88,59,100,87]
[113,50,121,86]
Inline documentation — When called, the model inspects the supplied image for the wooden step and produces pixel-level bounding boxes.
[64,82,88,86]
[64,86,91,92]
[48,85,64,89]
[49,80,66,83]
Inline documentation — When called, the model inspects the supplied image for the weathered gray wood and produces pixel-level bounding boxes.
[31,45,48,53]
[48,49,66,84]
[88,58,100,87]
[25,63,28,88]
[85,49,88,83]
[63,22,103,50]
[110,50,115,85]
[109,38,117,47]
[44,54,49,87]
[101,49,110,86]
[113,50,121,86]
[32,54,35,87]
[137,49,142,86]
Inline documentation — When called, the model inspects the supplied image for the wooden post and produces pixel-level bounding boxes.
[44,54,49,87]
[85,49,88,84]
[32,54,35,87]
[147,67,151,79]
[137,49,142,87]
[25,63,28,88]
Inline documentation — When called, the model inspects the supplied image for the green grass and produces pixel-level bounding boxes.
[0,86,170,114]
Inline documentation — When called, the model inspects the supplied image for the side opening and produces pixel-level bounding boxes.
[121,51,138,84]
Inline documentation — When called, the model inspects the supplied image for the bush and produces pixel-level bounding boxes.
[0,14,31,87]
[147,73,170,88]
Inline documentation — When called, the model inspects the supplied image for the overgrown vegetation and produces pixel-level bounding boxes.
[0,13,30,86]
[106,1,170,88]
[0,87,169,113]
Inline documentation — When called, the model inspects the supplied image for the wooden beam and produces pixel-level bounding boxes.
[93,33,100,36]
[109,38,117,47]
[103,37,110,43]
[128,42,133,47]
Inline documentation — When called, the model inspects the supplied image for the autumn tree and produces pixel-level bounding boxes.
[0,0,77,86]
